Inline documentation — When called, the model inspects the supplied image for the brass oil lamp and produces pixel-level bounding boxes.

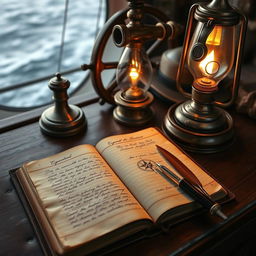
[112,0,176,126]
[113,40,154,126]
[163,0,247,153]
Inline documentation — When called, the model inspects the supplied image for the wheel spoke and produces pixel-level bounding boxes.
[147,39,164,57]
[103,62,118,69]
[107,78,118,92]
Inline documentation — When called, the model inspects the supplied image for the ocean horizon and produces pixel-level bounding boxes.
[0,0,105,108]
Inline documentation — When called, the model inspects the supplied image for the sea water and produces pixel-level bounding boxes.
[0,0,105,108]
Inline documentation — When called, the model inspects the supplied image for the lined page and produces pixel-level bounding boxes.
[96,127,223,221]
[23,145,150,250]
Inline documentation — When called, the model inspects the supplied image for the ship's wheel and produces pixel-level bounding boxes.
[89,5,170,105]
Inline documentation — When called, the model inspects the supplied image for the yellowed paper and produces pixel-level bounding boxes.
[24,145,150,250]
[96,127,223,222]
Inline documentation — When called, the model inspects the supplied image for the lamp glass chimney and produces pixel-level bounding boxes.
[187,22,236,91]
[116,44,152,101]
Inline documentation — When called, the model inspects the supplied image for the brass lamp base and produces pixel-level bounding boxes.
[40,105,87,137]
[113,91,154,126]
[163,102,234,153]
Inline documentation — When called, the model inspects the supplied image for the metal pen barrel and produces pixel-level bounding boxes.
[179,178,227,220]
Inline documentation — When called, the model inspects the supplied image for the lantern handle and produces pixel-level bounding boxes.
[215,11,247,108]
[176,4,199,99]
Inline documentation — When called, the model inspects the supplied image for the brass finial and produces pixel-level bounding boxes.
[39,73,87,137]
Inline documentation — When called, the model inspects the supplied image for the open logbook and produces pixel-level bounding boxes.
[11,127,229,256]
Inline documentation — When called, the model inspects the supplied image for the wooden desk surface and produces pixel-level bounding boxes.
[0,97,256,256]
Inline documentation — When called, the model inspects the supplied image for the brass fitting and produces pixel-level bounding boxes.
[112,21,180,47]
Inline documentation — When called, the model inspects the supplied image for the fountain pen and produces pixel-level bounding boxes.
[155,163,228,220]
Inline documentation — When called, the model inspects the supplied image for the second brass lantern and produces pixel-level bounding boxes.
[112,0,176,126]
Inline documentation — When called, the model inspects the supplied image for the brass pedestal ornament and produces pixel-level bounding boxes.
[163,0,247,153]
[39,73,87,137]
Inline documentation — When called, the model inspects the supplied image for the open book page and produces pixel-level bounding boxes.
[21,145,151,251]
[96,127,224,222]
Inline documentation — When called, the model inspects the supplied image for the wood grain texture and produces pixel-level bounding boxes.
[0,98,255,256]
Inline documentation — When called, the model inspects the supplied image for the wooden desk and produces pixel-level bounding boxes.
[0,97,255,256]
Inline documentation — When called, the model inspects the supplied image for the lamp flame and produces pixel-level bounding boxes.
[129,68,140,89]
[199,50,219,75]
[129,67,139,80]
